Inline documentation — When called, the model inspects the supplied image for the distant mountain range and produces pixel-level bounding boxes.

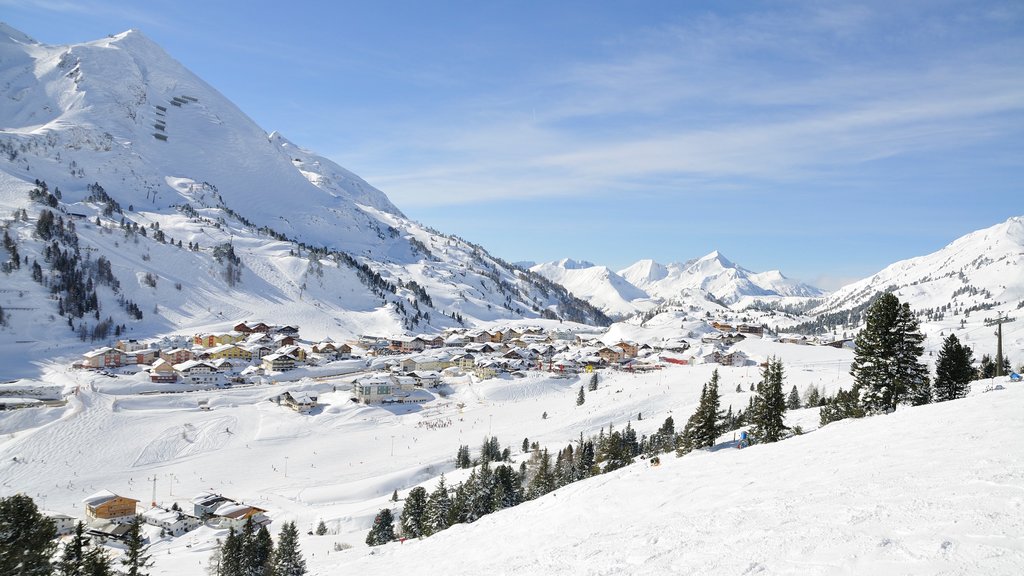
[531,251,824,318]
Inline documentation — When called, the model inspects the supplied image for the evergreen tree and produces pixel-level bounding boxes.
[424,475,452,534]
[251,526,274,576]
[588,373,598,391]
[818,387,865,426]
[272,521,307,576]
[786,385,802,410]
[216,528,242,576]
[314,520,327,536]
[121,516,152,576]
[680,370,724,453]
[522,437,529,453]
[57,521,89,576]
[400,487,429,538]
[649,416,676,454]
[0,493,57,576]
[365,509,395,546]
[851,293,930,414]
[750,357,787,443]
[455,445,472,468]
[576,385,585,406]
[934,333,975,402]
[81,546,113,576]
[978,354,996,379]
[527,449,555,499]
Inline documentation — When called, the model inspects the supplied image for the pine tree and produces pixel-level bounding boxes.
[365,509,395,546]
[391,489,399,502]
[576,385,585,405]
[979,354,995,378]
[251,526,274,576]
[315,520,327,536]
[819,387,865,426]
[216,528,242,576]
[400,487,429,538]
[786,385,802,410]
[588,373,598,391]
[750,357,787,443]
[57,521,89,576]
[424,475,452,534]
[522,437,529,453]
[82,546,114,576]
[851,293,930,414]
[273,521,306,576]
[934,333,975,402]
[455,444,472,468]
[527,449,555,499]
[0,493,58,576]
[680,370,724,453]
[121,516,152,576]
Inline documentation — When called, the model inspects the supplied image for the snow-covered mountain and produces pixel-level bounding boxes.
[620,251,825,305]
[0,24,608,372]
[529,259,656,318]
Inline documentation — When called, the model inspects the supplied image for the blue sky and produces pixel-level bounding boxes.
[4,0,1023,289]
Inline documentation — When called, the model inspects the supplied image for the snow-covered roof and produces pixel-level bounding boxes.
[83,490,132,507]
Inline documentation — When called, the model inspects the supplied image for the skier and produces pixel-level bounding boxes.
[737,431,750,449]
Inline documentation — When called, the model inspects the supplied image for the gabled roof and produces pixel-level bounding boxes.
[83,490,135,507]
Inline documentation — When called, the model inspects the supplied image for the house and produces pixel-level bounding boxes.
[597,347,623,364]
[711,322,734,332]
[418,334,445,348]
[191,492,234,519]
[126,348,160,366]
[409,371,440,387]
[209,502,270,530]
[80,347,127,369]
[173,360,220,386]
[209,358,236,373]
[778,335,809,345]
[489,330,505,343]
[451,353,475,369]
[281,391,317,412]
[201,344,251,362]
[161,348,194,364]
[737,324,764,336]
[114,339,148,353]
[43,511,78,536]
[614,341,639,358]
[262,353,295,372]
[311,340,337,355]
[149,358,178,383]
[83,491,139,524]
[244,344,273,360]
[474,360,499,380]
[354,375,394,403]
[85,519,133,543]
[141,507,202,537]
[275,325,300,336]
[274,344,306,362]
[469,331,492,344]
[233,322,255,334]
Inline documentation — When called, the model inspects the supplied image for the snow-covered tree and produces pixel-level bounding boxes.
[934,333,974,401]
[121,516,152,576]
[680,370,724,453]
[424,475,452,534]
[365,509,395,546]
[272,521,307,576]
[750,357,787,443]
[851,293,931,413]
[400,486,428,538]
[786,385,802,410]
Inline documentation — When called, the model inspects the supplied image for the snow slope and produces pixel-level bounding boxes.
[529,259,656,318]
[334,384,1024,576]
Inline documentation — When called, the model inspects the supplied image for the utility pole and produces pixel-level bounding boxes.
[986,314,1016,377]
[150,475,157,508]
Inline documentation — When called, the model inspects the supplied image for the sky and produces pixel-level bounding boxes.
[3,0,1023,290]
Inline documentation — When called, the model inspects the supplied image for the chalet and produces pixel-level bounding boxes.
[244,344,273,360]
[410,371,440,387]
[737,324,764,336]
[474,360,500,380]
[262,353,295,372]
[614,341,639,358]
[822,338,855,349]
[275,325,300,336]
[233,322,255,334]
[191,492,234,519]
[444,334,469,347]
[392,375,417,392]
[597,347,624,364]
[149,358,178,383]
[418,334,445,348]
[711,322,734,332]
[83,490,139,524]
[281,391,317,413]
[465,343,496,354]
[209,502,270,530]
[311,340,337,355]
[244,332,273,346]
[504,328,523,340]
[209,358,236,373]
[272,334,296,348]
[193,332,244,348]
[275,345,306,362]
[778,335,809,345]
[469,331,492,344]
[85,520,133,543]
[451,353,475,369]
[173,360,220,386]
[161,348,194,364]
[249,322,271,333]
[141,507,202,537]
[549,329,574,342]
[43,511,77,536]
[126,348,160,365]
[489,330,505,343]
[81,347,127,369]
[721,333,747,346]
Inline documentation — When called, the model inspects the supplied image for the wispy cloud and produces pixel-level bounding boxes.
[347,2,1024,208]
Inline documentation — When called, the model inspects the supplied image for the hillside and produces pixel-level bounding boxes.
[529,259,656,318]
[0,24,608,377]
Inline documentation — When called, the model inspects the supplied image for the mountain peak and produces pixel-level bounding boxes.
[696,250,735,269]
[0,22,37,45]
